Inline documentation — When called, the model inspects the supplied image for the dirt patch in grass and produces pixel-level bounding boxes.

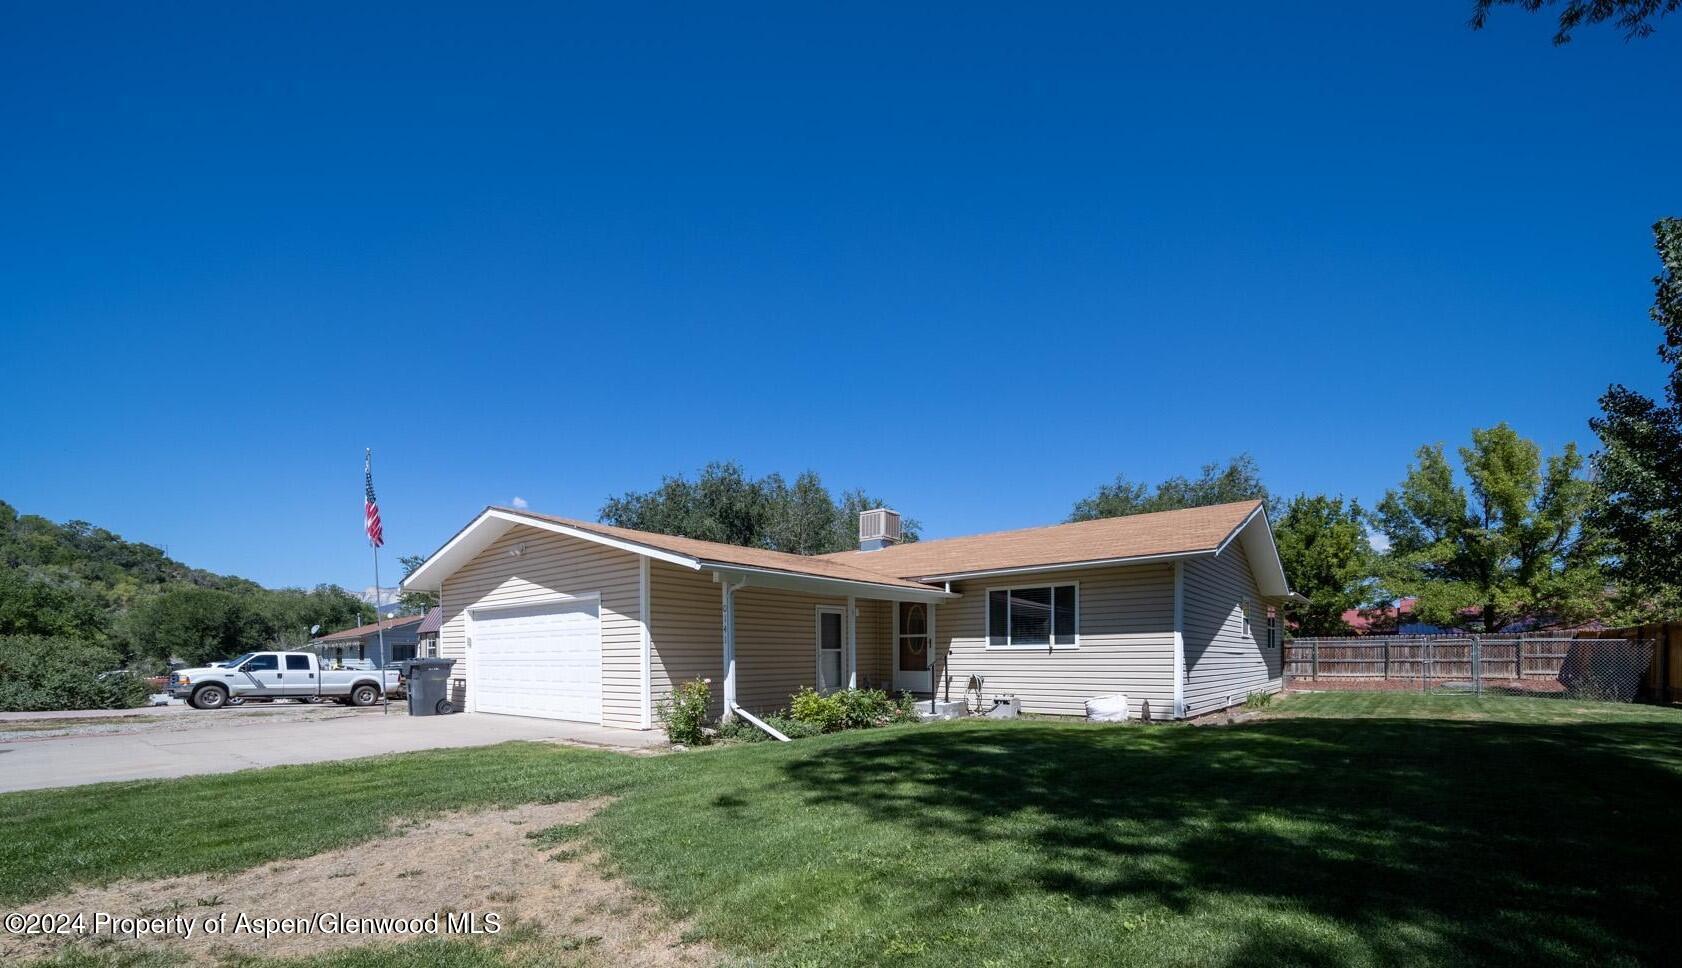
[2,799,713,966]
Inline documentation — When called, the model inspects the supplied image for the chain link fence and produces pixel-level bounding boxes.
[1285,634,1658,702]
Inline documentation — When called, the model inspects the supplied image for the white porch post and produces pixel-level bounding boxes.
[846,595,858,689]
[721,578,741,720]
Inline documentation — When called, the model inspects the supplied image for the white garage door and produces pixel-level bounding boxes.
[470,598,602,723]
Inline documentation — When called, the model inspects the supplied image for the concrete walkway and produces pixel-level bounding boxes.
[0,710,665,793]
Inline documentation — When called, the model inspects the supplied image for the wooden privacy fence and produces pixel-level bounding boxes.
[1285,631,1674,704]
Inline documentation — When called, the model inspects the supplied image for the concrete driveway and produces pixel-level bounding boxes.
[0,706,664,793]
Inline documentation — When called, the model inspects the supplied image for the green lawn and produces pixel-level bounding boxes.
[7,692,1681,967]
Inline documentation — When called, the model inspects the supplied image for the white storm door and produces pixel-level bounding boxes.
[469,598,602,723]
[816,606,845,692]
[895,601,933,693]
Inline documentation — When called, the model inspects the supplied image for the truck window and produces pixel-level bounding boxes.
[285,655,312,671]
[243,655,279,672]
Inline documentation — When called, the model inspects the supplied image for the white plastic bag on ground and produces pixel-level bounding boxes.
[1085,694,1130,722]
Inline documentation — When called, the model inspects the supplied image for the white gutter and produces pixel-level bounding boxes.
[706,563,959,602]
[729,704,790,742]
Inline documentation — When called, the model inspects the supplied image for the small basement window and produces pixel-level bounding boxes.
[987,584,1078,649]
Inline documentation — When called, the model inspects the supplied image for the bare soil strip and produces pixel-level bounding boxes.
[3,798,714,966]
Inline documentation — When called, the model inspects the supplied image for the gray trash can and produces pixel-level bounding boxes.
[404,658,458,716]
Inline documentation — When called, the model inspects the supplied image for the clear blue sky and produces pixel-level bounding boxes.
[2,2,1677,591]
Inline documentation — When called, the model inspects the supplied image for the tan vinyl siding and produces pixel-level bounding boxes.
[438,525,645,728]
[647,563,900,721]
[1181,542,1282,716]
[734,587,851,712]
[648,562,722,716]
[854,599,894,690]
[936,563,1177,720]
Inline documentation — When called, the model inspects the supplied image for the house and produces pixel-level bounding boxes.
[399,499,1302,728]
[308,613,426,668]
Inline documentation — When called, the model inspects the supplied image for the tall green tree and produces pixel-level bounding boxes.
[124,587,266,665]
[1588,218,1682,620]
[1372,424,1602,632]
[600,463,919,554]
[1471,0,1678,43]
[0,570,109,641]
[1069,455,1272,522]
[1273,495,1375,635]
[396,554,439,613]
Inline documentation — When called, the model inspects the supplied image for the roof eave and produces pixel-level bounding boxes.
[705,562,958,602]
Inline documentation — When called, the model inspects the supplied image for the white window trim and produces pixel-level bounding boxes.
[815,605,846,693]
[984,581,1081,651]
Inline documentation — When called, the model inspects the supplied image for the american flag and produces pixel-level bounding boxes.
[364,450,384,548]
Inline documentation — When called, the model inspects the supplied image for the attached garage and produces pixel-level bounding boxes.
[468,598,603,723]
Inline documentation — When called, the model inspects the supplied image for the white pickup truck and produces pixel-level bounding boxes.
[169,651,401,710]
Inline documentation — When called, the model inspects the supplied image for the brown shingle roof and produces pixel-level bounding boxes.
[314,613,427,642]
[819,500,1264,580]
[498,509,943,591]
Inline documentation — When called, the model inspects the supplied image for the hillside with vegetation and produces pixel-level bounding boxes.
[0,499,376,709]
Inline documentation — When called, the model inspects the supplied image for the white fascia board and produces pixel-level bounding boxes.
[1218,504,1294,598]
[915,549,1213,584]
[400,508,702,592]
[705,564,959,603]
[500,512,702,570]
[400,510,516,592]
[1213,503,1267,556]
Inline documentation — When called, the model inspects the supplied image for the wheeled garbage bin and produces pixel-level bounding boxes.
[404,658,458,715]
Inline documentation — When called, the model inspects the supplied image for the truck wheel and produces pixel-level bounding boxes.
[350,684,381,707]
[193,685,229,710]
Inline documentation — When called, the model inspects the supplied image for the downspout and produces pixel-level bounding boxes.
[1173,561,1187,719]
[729,703,790,741]
[720,575,748,722]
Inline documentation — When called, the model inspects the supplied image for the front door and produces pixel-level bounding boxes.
[815,607,846,692]
[895,602,932,693]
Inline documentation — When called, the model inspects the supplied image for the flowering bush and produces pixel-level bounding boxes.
[657,677,711,745]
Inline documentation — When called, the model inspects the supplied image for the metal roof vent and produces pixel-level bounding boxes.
[858,508,901,551]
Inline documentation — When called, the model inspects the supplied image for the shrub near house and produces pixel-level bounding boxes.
[0,635,152,712]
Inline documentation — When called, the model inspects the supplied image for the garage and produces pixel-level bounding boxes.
[468,597,602,723]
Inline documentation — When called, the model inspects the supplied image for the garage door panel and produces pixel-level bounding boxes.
[471,599,602,723]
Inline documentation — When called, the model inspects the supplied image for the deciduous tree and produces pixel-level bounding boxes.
[600,462,919,554]
[1588,218,1682,620]
[1274,495,1375,635]
[1069,455,1272,522]
[1372,424,1602,632]
[1471,0,1677,44]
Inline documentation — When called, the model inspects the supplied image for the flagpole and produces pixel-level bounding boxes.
[374,539,388,716]
[368,448,389,716]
